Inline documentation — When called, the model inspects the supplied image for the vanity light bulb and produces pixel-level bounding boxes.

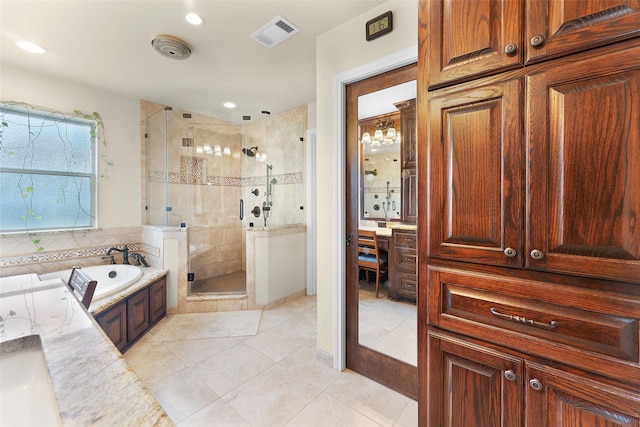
[361,132,372,144]
[223,147,231,155]
[374,130,384,141]
[196,146,204,154]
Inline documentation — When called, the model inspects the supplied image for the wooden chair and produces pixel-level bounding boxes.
[68,267,98,309]
[358,229,388,298]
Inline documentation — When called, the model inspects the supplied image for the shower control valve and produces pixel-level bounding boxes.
[251,206,261,217]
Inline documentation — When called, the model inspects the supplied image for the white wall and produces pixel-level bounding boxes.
[315,0,418,361]
[0,64,142,228]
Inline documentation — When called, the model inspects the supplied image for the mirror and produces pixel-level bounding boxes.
[358,81,416,222]
[357,79,417,368]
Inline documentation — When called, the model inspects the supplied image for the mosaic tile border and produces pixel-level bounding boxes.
[149,171,303,187]
[0,243,160,268]
[364,186,401,193]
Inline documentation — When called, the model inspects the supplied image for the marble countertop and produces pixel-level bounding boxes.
[0,273,173,426]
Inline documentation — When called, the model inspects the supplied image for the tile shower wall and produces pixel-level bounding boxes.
[243,106,307,228]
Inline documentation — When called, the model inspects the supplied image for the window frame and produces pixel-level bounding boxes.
[0,104,99,233]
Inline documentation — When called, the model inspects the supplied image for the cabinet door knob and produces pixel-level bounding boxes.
[504,370,517,382]
[530,249,544,260]
[530,35,544,47]
[504,247,517,258]
[529,378,543,391]
[504,44,517,55]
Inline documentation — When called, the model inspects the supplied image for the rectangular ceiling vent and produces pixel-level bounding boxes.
[250,15,300,48]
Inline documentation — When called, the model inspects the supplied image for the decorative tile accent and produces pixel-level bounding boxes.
[181,156,206,184]
[148,171,303,187]
[364,186,401,193]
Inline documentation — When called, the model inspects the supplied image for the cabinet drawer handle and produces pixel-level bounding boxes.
[490,307,559,330]
[529,378,543,391]
[504,43,517,55]
[504,370,517,382]
[504,247,517,258]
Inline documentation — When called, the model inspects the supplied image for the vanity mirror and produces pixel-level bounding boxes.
[358,81,416,223]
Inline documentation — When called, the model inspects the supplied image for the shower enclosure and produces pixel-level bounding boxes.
[142,101,307,298]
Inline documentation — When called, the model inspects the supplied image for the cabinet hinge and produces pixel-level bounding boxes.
[346,233,353,247]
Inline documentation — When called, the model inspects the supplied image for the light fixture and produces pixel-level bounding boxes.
[196,146,204,154]
[223,102,236,109]
[186,13,204,26]
[382,138,394,145]
[371,140,381,147]
[361,132,372,144]
[203,143,213,154]
[223,147,231,156]
[373,129,384,141]
[386,127,397,140]
[213,144,222,156]
[17,41,46,54]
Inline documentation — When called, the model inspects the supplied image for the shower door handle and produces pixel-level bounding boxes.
[239,199,244,220]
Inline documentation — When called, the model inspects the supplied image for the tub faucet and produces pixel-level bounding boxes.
[128,253,149,267]
[105,245,130,264]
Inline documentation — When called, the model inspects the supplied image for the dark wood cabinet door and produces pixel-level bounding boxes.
[429,78,523,267]
[427,329,523,427]
[525,0,640,65]
[526,43,640,284]
[149,278,166,325]
[424,0,523,89]
[526,362,640,427]
[127,289,150,343]
[96,302,127,352]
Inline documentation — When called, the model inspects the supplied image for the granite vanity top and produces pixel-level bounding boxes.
[0,273,173,426]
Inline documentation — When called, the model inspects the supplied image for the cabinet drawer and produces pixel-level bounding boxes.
[394,247,416,272]
[393,230,416,247]
[428,267,640,364]
[395,271,417,297]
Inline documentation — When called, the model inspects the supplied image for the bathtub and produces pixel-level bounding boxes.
[39,265,143,303]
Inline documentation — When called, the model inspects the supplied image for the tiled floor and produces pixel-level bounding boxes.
[190,271,246,295]
[358,280,417,366]
[125,295,418,426]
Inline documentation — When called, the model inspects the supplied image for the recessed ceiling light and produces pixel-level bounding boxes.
[223,102,236,109]
[16,41,46,54]
[186,13,204,26]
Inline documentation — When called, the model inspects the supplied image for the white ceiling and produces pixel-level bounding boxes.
[0,0,386,122]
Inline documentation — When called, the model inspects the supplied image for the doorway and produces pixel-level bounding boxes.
[345,63,418,399]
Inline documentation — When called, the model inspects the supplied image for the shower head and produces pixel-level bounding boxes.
[242,146,258,157]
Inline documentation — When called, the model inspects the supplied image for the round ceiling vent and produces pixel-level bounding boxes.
[151,35,191,60]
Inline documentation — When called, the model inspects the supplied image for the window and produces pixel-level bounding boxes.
[0,104,97,232]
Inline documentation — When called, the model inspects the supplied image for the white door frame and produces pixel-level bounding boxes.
[332,46,418,370]
[306,128,317,296]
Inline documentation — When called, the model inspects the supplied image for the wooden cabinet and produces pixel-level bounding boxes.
[420,1,640,425]
[95,302,127,352]
[428,329,640,427]
[95,276,166,353]
[388,228,417,302]
[396,99,417,224]
[149,278,166,325]
[428,43,640,284]
[425,0,640,89]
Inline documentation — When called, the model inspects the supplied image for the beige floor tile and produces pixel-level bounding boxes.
[373,317,417,366]
[223,364,322,427]
[124,341,186,383]
[148,367,219,424]
[164,336,245,366]
[394,399,418,427]
[325,370,410,427]
[178,399,251,427]
[285,392,382,427]
[192,342,274,396]
[244,315,315,362]
[277,346,343,391]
